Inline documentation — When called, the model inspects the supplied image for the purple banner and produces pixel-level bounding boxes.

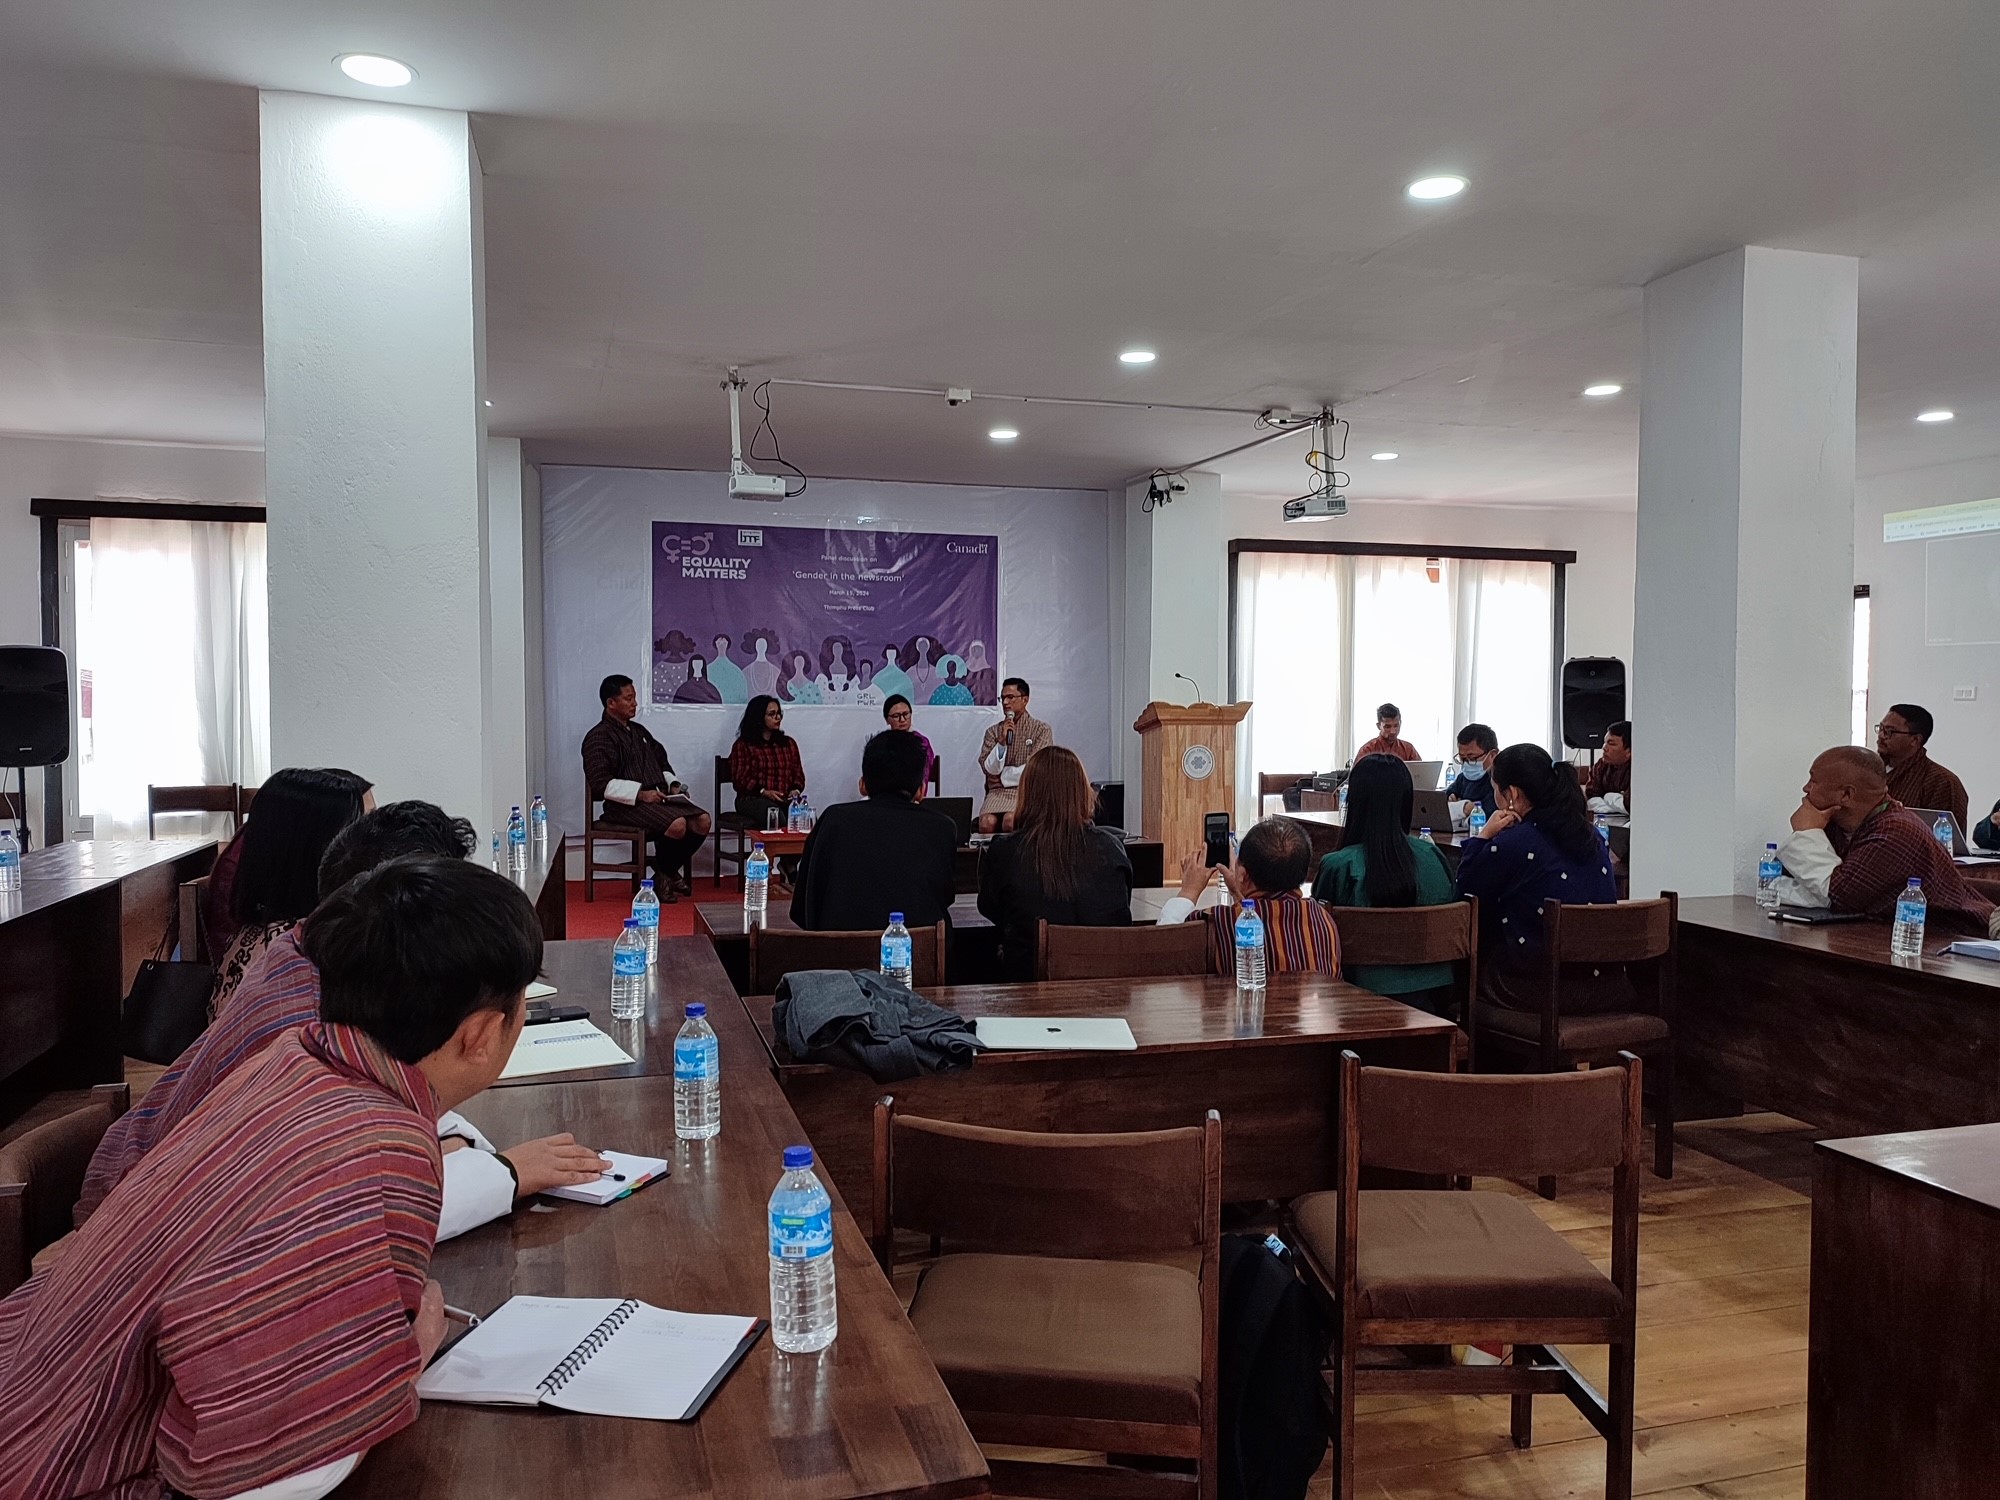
[650,522,1000,708]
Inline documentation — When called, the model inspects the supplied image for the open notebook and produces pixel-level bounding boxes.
[418,1296,764,1420]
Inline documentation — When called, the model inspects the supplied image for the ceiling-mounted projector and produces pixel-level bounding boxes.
[1284,490,1347,523]
[729,470,787,499]
[1281,410,1348,523]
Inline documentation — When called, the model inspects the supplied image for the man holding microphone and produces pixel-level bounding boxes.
[976,677,1054,833]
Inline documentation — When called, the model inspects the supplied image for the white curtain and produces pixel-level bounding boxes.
[85,516,270,841]
[1348,556,1456,762]
[1234,550,1349,826]
[1452,557,1555,750]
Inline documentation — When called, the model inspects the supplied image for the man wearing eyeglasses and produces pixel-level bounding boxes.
[1875,704,1968,830]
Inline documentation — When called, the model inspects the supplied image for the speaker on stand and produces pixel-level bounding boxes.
[0,645,73,850]
[1561,657,1626,753]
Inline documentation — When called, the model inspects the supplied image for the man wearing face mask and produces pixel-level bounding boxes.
[977,676,1054,834]
[1444,723,1499,818]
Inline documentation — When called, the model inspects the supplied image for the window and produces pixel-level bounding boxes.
[1851,585,1871,748]
[1231,544,1566,823]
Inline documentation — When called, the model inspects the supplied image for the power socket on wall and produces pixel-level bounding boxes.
[1954,685,1977,701]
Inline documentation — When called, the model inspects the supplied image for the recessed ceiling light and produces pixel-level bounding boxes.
[337,53,415,88]
[1371,452,1399,461]
[1406,175,1467,201]
[1583,382,1623,397]
[1917,409,1955,423]
[482,399,493,408]
[1119,349,1157,365]
[988,427,1019,443]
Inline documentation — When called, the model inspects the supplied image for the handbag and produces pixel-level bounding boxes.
[121,913,215,1066]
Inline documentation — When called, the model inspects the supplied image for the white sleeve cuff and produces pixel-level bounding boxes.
[437,1110,496,1154]
[605,778,642,805]
[999,766,1024,788]
[982,744,1008,774]
[1776,826,1839,907]
[1157,896,1197,926]
[438,1144,517,1243]
[223,1452,363,1500]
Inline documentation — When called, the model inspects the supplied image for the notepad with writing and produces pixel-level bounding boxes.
[418,1295,765,1420]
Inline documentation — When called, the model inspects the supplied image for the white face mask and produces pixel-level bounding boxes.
[1456,761,1488,782]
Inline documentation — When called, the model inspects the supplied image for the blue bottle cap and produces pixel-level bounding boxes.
[889,912,905,923]
[685,1002,707,1017]
[752,841,765,852]
[783,1145,814,1169]
[622,917,638,928]
[641,878,654,888]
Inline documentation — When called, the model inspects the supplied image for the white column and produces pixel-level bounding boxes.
[260,92,490,826]
[485,437,529,834]
[1632,246,1857,897]
[1120,470,1227,813]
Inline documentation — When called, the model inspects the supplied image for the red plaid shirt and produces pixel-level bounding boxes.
[729,736,806,799]
[1829,802,1995,933]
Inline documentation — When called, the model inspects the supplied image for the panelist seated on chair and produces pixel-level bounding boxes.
[1312,753,1457,1013]
[1454,744,1620,1011]
[0,857,543,1500]
[882,694,938,791]
[1353,701,1421,764]
[728,694,807,829]
[976,676,1053,834]
[583,673,711,897]
[1159,815,1342,975]
[1768,745,1999,937]
[791,730,957,933]
[977,746,1133,980]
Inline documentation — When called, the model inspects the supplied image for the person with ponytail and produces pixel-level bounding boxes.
[1455,743,1621,1011]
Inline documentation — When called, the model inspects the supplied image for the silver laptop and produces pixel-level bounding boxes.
[1910,808,1971,857]
[1404,760,1445,792]
[974,1017,1139,1052]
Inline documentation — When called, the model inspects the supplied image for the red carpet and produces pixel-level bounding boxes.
[564,877,735,940]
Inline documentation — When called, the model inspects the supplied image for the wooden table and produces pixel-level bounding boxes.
[345,940,989,1500]
[519,824,568,940]
[500,936,744,1086]
[1677,894,2000,1136]
[0,838,216,1103]
[717,833,1165,895]
[741,972,1459,1225]
[1807,1123,2000,1497]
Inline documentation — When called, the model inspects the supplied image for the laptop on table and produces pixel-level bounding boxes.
[930,796,975,846]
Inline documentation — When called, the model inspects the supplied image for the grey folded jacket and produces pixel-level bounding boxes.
[773,969,986,1083]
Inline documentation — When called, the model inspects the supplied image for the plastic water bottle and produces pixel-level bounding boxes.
[798,793,815,831]
[611,918,648,1019]
[632,878,661,966]
[1234,902,1267,993]
[881,913,913,987]
[1419,825,1433,846]
[1468,807,1488,839]
[787,793,804,833]
[1756,843,1783,909]
[674,1003,721,1140]
[529,795,549,854]
[490,833,501,871]
[0,827,19,893]
[769,1145,837,1353]
[1891,879,1927,959]
[1596,815,1611,844]
[745,842,770,921]
[1933,813,1956,853]
[1337,782,1349,814]
[506,805,527,876]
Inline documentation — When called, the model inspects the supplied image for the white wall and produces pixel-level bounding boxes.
[1857,451,2000,820]
[0,434,265,845]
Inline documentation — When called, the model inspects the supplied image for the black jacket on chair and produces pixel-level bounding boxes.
[789,794,959,932]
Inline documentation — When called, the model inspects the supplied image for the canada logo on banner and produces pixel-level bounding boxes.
[649,521,1000,709]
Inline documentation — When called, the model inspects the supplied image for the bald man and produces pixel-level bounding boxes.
[1770,745,2000,935]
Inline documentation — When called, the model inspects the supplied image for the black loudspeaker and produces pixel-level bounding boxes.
[1561,657,1626,751]
[0,646,71,766]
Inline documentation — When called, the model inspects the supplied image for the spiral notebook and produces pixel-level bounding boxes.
[417,1295,765,1420]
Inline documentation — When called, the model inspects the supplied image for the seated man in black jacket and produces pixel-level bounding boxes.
[790,730,959,931]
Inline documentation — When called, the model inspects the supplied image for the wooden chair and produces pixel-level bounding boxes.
[237,784,259,817]
[873,1100,1223,1499]
[0,1083,130,1296]
[581,777,646,903]
[1036,919,1209,981]
[1472,893,1678,1190]
[750,922,946,994]
[711,755,755,887]
[1325,898,1479,1061]
[1289,1052,1641,1500]
[178,875,210,966]
[147,783,241,839]
[1258,770,1314,809]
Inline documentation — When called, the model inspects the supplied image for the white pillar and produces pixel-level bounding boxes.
[485,437,529,834]
[260,92,491,827]
[1632,246,1857,897]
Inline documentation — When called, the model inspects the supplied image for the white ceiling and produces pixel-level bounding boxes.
[1,0,1998,504]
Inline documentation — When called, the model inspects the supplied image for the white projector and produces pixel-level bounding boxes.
[1283,491,1347,523]
[728,470,788,500]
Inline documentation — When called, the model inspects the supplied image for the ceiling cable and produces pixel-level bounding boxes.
[762,376,1271,419]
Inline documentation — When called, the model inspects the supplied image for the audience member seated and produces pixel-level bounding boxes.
[1160,815,1341,974]
[0,856,541,1500]
[77,801,608,1236]
[1455,743,1621,1011]
[728,694,807,830]
[1311,753,1456,1014]
[1443,722,1499,818]
[1585,719,1633,812]
[582,673,712,898]
[1354,702,1420,763]
[211,767,372,1014]
[1976,799,2000,852]
[791,730,957,932]
[1875,702,1969,829]
[976,746,1133,979]
[883,694,938,788]
[1770,745,1999,935]
[977,676,1054,833]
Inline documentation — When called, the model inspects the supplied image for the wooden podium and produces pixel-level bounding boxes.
[1132,700,1252,859]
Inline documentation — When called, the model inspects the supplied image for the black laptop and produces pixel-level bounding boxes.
[929,796,975,845]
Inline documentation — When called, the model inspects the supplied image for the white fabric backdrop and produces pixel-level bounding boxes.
[540,467,1115,848]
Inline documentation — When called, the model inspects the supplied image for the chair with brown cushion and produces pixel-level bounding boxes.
[1289,1052,1641,1500]
[873,1100,1223,1499]
[581,774,646,903]
[1325,897,1479,1059]
[147,783,241,839]
[1036,919,1209,981]
[710,755,755,887]
[750,922,946,994]
[1472,892,1677,1190]
[0,1083,131,1296]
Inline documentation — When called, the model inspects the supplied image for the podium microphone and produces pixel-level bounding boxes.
[1173,672,1205,705]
